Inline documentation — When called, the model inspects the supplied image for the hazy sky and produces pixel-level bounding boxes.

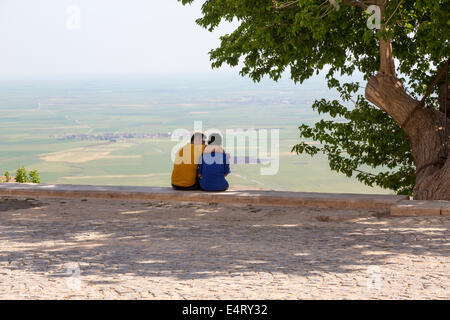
[0,0,238,75]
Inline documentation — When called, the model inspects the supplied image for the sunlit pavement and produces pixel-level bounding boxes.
[0,197,448,299]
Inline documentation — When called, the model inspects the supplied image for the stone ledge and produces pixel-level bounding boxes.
[440,202,450,216]
[0,183,408,210]
[390,200,450,216]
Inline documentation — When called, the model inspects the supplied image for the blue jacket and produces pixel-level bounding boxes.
[197,148,230,191]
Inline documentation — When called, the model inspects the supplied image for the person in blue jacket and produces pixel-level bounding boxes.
[197,133,230,191]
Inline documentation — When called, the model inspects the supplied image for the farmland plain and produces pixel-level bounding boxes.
[0,73,388,193]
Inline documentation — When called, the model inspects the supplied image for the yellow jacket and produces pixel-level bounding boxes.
[171,143,205,187]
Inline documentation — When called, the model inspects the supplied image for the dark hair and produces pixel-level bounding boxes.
[191,132,205,143]
[207,133,222,146]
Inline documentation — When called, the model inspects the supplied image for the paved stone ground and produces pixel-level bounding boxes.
[0,196,448,299]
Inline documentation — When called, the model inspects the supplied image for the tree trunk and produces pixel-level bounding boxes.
[365,27,450,200]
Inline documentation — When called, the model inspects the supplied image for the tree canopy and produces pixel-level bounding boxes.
[179,0,449,195]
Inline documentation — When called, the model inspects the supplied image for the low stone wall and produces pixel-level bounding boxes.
[0,183,408,211]
[391,200,450,216]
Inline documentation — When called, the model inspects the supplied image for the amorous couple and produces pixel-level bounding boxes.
[171,132,230,192]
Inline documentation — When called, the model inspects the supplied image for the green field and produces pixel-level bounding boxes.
[0,74,389,194]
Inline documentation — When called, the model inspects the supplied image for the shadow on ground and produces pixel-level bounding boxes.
[0,197,449,281]
[0,198,43,212]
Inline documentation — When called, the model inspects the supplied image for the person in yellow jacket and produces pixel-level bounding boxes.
[171,133,206,190]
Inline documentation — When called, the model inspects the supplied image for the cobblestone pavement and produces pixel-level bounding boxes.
[0,196,449,299]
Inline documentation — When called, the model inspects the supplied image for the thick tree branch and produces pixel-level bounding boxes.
[365,0,412,123]
[365,75,417,125]
[379,38,396,76]
[377,1,396,75]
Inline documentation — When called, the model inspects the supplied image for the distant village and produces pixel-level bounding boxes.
[52,132,171,142]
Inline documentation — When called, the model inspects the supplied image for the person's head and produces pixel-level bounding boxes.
[191,132,205,145]
[207,133,222,146]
